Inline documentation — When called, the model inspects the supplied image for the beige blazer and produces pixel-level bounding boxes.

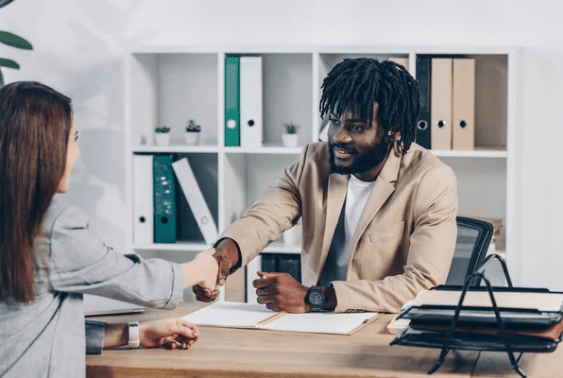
[223,142,458,313]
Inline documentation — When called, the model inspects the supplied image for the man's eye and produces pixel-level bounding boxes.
[350,125,364,133]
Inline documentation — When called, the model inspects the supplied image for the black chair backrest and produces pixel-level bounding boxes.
[445,216,494,285]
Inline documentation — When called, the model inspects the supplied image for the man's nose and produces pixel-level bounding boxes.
[331,124,352,144]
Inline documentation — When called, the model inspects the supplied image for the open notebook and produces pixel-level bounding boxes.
[183,301,377,335]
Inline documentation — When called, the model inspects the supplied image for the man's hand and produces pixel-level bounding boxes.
[253,271,310,313]
[192,239,240,302]
[140,318,199,349]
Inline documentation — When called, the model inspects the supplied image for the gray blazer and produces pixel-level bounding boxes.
[0,196,184,378]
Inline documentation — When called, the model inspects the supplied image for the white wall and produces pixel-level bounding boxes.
[1,0,562,288]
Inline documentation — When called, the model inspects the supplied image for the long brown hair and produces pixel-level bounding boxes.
[0,81,71,303]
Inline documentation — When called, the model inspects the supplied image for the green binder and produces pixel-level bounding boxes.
[153,155,176,243]
[225,56,240,146]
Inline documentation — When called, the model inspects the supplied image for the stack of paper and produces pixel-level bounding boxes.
[391,286,563,353]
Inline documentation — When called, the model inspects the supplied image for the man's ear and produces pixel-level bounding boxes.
[393,131,403,156]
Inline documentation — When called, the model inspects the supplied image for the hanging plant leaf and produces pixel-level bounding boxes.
[0,68,4,86]
[0,31,33,50]
[0,0,15,9]
[0,58,19,69]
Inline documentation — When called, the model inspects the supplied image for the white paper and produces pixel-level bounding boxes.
[260,312,375,335]
[413,290,563,312]
[183,301,273,329]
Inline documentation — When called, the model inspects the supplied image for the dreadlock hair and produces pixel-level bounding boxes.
[319,58,420,154]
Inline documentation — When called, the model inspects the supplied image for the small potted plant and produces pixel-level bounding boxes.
[154,126,170,146]
[185,119,201,145]
[282,121,300,147]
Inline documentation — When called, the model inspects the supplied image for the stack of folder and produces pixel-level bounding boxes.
[391,281,563,377]
[415,55,476,151]
[225,55,263,147]
[133,154,218,245]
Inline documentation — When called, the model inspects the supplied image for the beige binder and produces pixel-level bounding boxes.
[452,58,476,150]
[388,56,409,72]
[431,58,453,150]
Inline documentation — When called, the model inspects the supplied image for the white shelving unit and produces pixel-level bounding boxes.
[124,44,518,283]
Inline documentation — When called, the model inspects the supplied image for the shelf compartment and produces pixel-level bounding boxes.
[129,52,219,148]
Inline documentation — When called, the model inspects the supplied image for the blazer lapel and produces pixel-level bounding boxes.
[350,149,402,249]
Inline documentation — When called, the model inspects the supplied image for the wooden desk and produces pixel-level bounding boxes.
[86,302,563,378]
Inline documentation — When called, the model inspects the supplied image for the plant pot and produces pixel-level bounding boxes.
[184,132,200,145]
[155,133,170,146]
[282,133,299,147]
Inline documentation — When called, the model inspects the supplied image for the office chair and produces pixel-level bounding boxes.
[444,216,494,285]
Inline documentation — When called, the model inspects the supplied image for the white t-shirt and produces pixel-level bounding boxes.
[318,175,376,286]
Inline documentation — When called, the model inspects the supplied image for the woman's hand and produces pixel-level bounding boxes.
[140,318,199,349]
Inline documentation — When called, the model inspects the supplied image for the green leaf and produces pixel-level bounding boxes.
[0,68,4,86]
[0,31,33,50]
[0,58,19,69]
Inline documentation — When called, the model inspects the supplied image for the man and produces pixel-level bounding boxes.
[196,58,458,314]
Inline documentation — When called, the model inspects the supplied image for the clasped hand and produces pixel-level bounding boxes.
[253,271,310,313]
[193,240,240,302]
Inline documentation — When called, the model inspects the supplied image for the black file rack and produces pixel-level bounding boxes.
[391,254,562,378]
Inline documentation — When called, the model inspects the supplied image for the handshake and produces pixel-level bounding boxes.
[189,238,315,314]
[190,238,241,302]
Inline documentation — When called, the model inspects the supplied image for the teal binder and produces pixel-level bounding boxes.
[153,155,176,243]
[225,56,240,146]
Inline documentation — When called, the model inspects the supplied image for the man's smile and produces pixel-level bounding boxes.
[332,146,356,159]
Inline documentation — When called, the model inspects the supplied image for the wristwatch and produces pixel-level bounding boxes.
[128,320,140,348]
[305,286,325,312]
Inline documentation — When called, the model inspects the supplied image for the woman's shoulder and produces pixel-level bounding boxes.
[43,196,89,234]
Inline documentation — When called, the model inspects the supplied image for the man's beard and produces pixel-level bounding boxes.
[328,138,392,175]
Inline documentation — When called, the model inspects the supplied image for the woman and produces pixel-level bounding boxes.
[0,81,218,377]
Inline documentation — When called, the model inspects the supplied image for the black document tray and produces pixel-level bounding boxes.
[401,305,563,329]
[392,326,559,353]
[400,283,563,329]
[389,254,563,378]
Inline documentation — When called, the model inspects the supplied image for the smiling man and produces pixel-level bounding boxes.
[195,58,458,314]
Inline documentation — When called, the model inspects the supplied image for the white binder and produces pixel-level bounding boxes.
[240,56,263,147]
[172,158,218,244]
[133,155,154,244]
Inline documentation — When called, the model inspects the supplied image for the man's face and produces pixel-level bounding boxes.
[327,105,391,182]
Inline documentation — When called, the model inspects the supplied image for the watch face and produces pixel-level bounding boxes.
[309,291,324,306]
